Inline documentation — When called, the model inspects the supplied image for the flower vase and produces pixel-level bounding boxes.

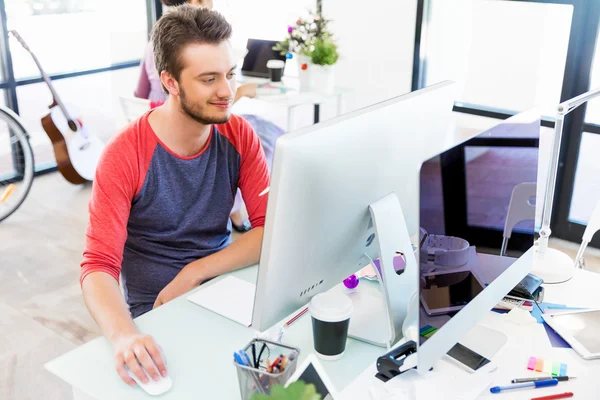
[297,55,312,92]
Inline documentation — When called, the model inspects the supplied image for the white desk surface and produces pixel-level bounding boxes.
[46,249,600,399]
[46,265,384,400]
[237,75,347,107]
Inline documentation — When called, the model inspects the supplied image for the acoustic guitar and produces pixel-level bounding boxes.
[10,30,104,184]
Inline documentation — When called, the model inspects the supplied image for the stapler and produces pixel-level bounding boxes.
[375,340,418,382]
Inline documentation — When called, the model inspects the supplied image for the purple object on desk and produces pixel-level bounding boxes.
[343,274,359,289]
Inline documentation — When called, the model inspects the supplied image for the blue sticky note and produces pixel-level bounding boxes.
[560,363,567,376]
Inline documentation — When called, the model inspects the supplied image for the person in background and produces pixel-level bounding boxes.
[135,0,284,232]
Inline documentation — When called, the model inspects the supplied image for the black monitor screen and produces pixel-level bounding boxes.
[241,39,286,77]
[418,116,541,344]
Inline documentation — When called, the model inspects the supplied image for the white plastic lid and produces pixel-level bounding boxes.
[309,292,353,323]
[266,59,285,69]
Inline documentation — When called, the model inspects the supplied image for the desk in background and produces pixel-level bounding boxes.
[237,75,348,131]
[46,250,600,399]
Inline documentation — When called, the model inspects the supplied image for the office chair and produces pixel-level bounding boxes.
[501,182,536,256]
[119,95,151,123]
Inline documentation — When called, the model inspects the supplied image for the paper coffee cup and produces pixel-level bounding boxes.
[309,291,353,360]
[266,59,285,82]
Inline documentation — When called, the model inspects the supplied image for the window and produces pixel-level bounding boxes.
[425,0,572,117]
[6,0,147,79]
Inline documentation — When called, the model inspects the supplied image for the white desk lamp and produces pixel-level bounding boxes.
[573,200,600,270]
[533,87,600,283]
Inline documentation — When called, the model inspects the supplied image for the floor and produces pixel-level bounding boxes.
[2,171,600,399]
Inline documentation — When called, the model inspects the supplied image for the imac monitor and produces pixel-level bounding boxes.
[252,82,457,335]
[416,109,543,373]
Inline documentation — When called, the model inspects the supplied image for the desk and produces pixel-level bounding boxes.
[46,249,600,399]
[342,253,600,399]
[237,75,347,130]
[46,266,384,400]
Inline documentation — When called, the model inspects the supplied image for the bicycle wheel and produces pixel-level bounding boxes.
[0,107,34,222]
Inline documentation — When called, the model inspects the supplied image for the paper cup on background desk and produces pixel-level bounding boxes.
[267,59,285,82]
[309,292,353,360]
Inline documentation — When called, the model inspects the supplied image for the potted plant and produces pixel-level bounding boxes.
[274,8,338,92]
[309,37,339,94]
[250,381,321,400]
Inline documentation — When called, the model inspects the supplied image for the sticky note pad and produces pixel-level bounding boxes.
[543,360,553,374]
[552,362,560,376]
[527,357,537,370]
[423,330,437,338]
[420,325,437,337]
[535,358,544,372]
[560,363,567,376]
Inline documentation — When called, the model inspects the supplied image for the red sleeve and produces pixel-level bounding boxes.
[80,118,155,285]
[235,117,270,228]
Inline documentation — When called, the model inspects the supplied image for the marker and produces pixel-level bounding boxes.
[512,376,576,383]
[490,379,558,393]
[531,392,574,400]
[259,187,270,196]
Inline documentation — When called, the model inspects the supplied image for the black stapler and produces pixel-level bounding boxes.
[375,340,418,382]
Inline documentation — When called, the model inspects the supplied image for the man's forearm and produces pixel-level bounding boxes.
[82,272,138,344]
[188,226,264,283]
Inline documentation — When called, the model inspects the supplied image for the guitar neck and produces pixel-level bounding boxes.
[10,30,77,129]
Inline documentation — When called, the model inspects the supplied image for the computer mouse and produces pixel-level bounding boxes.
[126,366,172,396]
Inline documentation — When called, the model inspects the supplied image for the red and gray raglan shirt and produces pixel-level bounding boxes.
[80,112,270,318]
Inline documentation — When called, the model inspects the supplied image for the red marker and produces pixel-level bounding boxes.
[531,392,574,400]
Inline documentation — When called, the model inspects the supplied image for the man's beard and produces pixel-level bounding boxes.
[179,85,231,125]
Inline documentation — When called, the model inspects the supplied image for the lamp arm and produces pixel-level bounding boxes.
[538,87,600,253]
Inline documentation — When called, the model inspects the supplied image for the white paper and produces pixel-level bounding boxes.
[187,276,255,327]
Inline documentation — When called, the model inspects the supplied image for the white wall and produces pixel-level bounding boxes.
[325,0,416,115]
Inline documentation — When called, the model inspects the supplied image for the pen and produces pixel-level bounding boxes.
[284,307,308,327]
[531,392,574,400]
[490,379,558,393]
[512,376,576,383]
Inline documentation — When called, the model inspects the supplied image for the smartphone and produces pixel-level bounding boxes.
[444,343,497,374]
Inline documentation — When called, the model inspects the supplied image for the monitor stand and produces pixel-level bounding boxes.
[346,193,419,349]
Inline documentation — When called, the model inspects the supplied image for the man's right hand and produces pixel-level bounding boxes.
[111,332,167,385]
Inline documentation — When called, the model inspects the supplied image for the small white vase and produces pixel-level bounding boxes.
[296,55,312,92]
[310,64,335,94]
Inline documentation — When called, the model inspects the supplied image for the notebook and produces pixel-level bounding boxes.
[187,276,256,327]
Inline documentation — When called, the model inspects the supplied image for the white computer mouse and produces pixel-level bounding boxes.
[127,367,173,396]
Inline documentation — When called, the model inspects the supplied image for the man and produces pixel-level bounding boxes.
[80,6,269,386]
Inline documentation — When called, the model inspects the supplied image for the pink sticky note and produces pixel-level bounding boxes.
[535,358,544,372]
[527,357,537,370]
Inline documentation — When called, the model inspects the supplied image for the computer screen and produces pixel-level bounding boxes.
[418,115,540,347]
[241,39,286,78]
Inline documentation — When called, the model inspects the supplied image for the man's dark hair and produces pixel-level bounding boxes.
[151,5,232,92]
[161,0,187,5]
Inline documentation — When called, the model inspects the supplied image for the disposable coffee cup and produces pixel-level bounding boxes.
[266,59,285,82]
[308,291,353,360]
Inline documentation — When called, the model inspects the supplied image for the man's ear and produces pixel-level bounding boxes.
[160,70,180,97]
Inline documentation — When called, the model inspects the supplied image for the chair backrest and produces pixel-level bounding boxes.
[119,95,151,123]
[503,182,537,240]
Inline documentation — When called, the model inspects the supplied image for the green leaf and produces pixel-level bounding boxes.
[249,381,322,400]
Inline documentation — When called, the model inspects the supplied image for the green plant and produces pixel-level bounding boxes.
[250,381,321,400]
[310,38,339,66]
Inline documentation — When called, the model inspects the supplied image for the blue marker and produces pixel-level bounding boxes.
[490,379,558,393]
[233,350,252,366]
